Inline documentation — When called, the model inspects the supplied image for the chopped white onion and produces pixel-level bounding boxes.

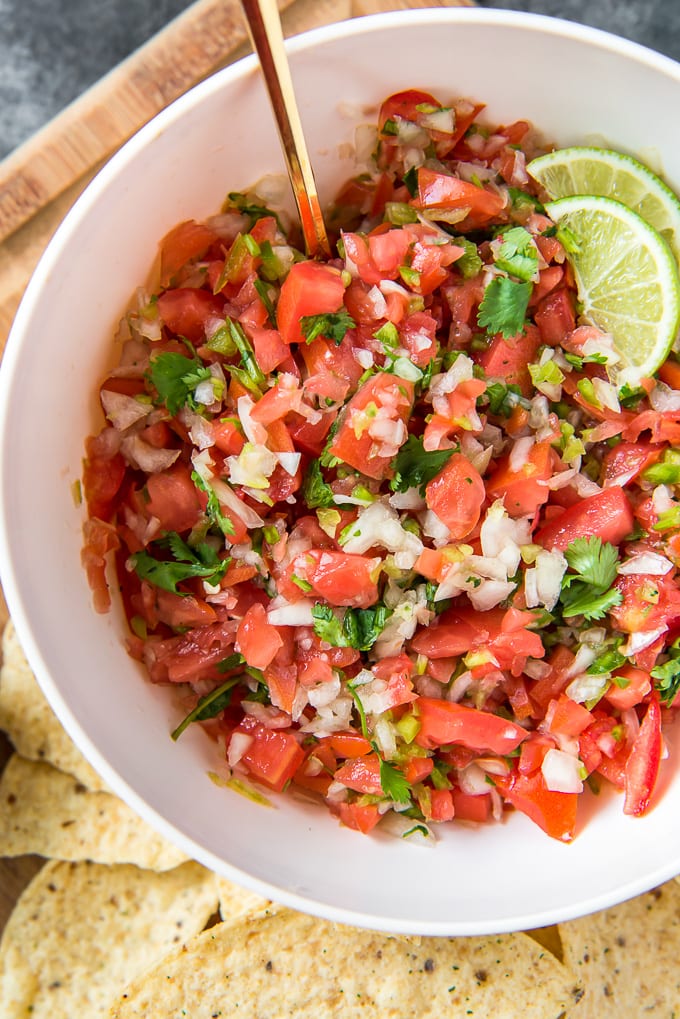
[228,731,253,768]
[649,381,680,412]
[541,748,584,793]
[618,552,673,576]
[620,626,667,656]
[120,436,179,473]
[508,435,535,473]
[100,390,150,430]
[565,673,609,705]
[267,600,315,627]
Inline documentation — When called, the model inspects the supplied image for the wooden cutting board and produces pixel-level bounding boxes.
[0,0,473,933]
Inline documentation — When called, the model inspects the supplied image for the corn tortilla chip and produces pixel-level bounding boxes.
[0,622,107,791]
[215,875,273,923]
[0,754,187,870]
[109,908,583,1018]
[0,859,218,1018]
[559,879,680,1014]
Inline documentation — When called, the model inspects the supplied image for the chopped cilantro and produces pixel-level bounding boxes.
[225,191,284,232]
[191,471,236,537]
[559,537,622,620]
[148,352,212,415]
[485,381,526,417]
[403,167,419,197]
[226,318,266,388]
[652,656,680,706]
[301,459,336,509]
[253,278,277,326]
[477,277,532,338]
[494,226,538,282]
[390,435,456,495]
[378,757,411,804]
[171,677,241,740]
[301,310,356,345]
[311,603,390,652]
[131,532,229,596]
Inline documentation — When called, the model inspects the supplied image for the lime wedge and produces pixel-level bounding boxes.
[544,195,680,389]
[528,147,680,264]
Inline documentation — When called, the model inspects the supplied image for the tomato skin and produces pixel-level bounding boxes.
[451,789,491,823]
[236,720,305,793]
[236,603,284,671]
[427,788,455,822]
[412,606,545,677]
[379,89,440,129]
[545,694,593,738]
[337,801,382,834]
[496,769,578,842]
[325,732,372,758]
[600,442,661,488]
[334,754,383,795]
[277,262,345,345]
[145,465,203,534]
[477,325,541,397]
[157,288,225,344]
[295,549,380,609]
[605,667,652,711]
[425,453,485,539]
[486,440,556,517]
[159,220,219,286]
[329,374,414,481]
[535,487,634,552]
[624,695,662,816]
[416,167,506,229]
[533,288,576,346]
[414,697,528,754]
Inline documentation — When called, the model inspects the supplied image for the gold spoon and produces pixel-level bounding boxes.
[241,0,331,259]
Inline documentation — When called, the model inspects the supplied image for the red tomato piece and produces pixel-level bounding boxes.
[605,667,652,711]
[477,325,541,397]
[325,732,373,758]
[157,288,225,344]
[236,603,284,671]
[329,373,414,481]
[545,694,594,738]
[159,220,219,286]
[533,288,576,346]
[276,262,346,345]
[425,453,485,539]
[535,487,634,552]
[486,440,556,517]
[600,442,661,488]
[624,695,662,816]
[294,549,380,609]
[497,769,578,842]
[403,756,435,785]
[451,789,491,823]
[145,465,203,534]
[610,574,680,634]
[416,167,507,228]
[428,787,455,822]
[379,89,441,129]
[82,450,126,521]
[414,697,528,754]
[337,801,382,834]
[334,754,383,796]
[237,721,305,793]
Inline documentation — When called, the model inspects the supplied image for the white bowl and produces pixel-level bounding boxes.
[1,9,680,936]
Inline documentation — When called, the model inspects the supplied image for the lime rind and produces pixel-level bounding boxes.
[528,146,680,265]
[544,194,680,389]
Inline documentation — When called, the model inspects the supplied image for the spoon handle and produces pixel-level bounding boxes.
[241,0,331,258]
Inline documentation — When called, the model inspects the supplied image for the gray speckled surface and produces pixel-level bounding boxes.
[0,0,678,162]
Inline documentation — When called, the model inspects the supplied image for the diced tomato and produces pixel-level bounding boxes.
[159,220,219,286]
[82,450,126,521]
[412,606,544,677]
[277,262,346,345]
[292,548,380,609]
[151,588,217,629]
[329,373,414,480]
[605,667,652,711]
[145,464,203,534]
[497,768,578,841]
[325,732,372,758]
[545,694,594,737]
[379,89,441,130]
[300,334,364,403]
[486,440,556,517]
[425,453,485,539]
[416,167,507,230]
[533,288,576,346]
[414,697,528,754]
[403,756,435,785]
[427,787,455,822]
[212,418,245,456]
[600,442,661,488]
[535,487,634,552]
[337,801,382,834]
[251,328,290,374]
[236,720,305,793]
[157,288,225,344]
[624,695,662,816]
[81,518,121,613]
[334,754,383,795]
[610,574,680,634]
[236,603,284,671]
[452,789,491,823]
[519,733,555,775]
[477,325,541,397]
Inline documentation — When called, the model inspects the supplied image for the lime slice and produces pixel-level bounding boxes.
[528,147,680,264]
[544,195,680,388]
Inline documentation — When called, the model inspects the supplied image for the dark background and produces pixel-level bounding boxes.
[0,0,678,161]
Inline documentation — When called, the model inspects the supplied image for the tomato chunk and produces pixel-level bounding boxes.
[425,453,485,538]
[535,487,634,551]
[414,697,528,754]
[237,721,305,793]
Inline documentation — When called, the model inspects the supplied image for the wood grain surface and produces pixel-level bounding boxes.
[0,0,472,935]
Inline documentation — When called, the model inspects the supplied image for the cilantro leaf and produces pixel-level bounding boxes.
[171,677,241,740]
[191,470,235,537]
[494,227,538,282]
[651,658,680,706]
[311,603,390,652]
[564,537,619,590]
[378,757,411,804]
[225,191,284,233]
[485,381,525,418]
[226,318,266,388]
[477,277,532,338]
[389,435,456,495]
[148,352,212,415]
[560,585,623,621]
[302,459,336,509]
[300,310,356,346]
[130,532,228,595]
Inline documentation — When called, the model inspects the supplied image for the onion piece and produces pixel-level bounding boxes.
[541,748,584,793]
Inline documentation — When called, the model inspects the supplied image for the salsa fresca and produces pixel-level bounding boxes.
[82,89,680,843]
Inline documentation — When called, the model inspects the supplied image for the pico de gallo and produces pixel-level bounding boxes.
[81,89,680,843]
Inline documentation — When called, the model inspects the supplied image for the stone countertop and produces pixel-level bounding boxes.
[0,0,678,162]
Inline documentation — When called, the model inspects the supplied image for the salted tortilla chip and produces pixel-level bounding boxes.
[559,879,680,1014]
[0,754,187,870]
[0,859,218,1018]
[215,874,273,923]
[109,908,582,1018]
[0,622,107,791]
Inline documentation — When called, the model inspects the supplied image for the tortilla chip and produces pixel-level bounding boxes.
[0,754,187,870]
[0,859,218,1018]
[559,879,680,1014]
[215,875,273,924]
[0,622,107,791]
[109,908,582,1018]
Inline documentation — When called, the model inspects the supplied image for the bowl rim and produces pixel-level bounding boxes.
[1,7,680,936]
